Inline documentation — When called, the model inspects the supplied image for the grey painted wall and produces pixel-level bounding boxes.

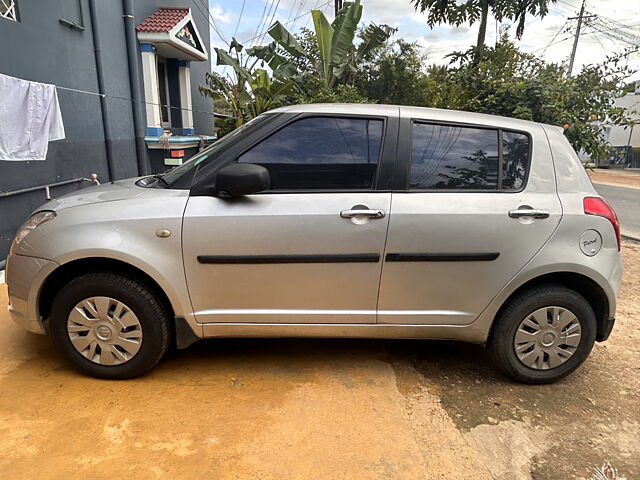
[0,0,213,260]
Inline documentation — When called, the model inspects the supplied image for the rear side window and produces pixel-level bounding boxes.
[410,122,530,191]
[411,124,499,190]
[238,117,384,190]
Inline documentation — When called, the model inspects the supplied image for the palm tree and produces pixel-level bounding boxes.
[411,0,557,51]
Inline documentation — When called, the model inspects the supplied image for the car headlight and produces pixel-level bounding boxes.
[9,211,56,254]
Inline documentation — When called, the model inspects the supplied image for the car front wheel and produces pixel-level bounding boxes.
[487,284,597,384]
[50,272,170,379]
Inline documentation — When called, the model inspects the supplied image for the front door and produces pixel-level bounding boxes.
[378,119,562,325]
[182,114,396,324]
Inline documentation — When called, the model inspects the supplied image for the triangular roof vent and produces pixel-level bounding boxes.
[136,8,208,61]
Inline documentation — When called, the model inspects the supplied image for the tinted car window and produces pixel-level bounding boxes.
[238,117,383,190]
[502,131,529,190]
[411,123,499,190]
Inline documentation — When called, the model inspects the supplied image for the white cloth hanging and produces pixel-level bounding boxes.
[0,73,65,161]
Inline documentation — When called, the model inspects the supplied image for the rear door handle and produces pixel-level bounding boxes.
[340,209,386,219]
[508,208,550,219]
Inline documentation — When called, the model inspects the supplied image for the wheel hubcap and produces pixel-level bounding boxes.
[67,296,143,366]
[513,306,582,370]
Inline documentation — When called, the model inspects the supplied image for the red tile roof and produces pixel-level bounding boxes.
[136,7,190,32]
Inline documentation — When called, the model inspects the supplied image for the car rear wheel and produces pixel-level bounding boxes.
[487,284,597,384]
[50,272,170,379]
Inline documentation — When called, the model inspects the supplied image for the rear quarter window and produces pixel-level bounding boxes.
[502,131,530,191]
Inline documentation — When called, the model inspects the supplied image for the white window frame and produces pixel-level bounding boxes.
[0,0,18,21]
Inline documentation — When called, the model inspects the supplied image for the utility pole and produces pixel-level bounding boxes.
[334,0,343,17]
[568,0,597,76]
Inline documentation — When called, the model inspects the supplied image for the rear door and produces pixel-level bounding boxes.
[377,116,562,325]
[182,111,398,325]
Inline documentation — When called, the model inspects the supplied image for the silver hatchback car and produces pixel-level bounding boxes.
[6,104,623,382]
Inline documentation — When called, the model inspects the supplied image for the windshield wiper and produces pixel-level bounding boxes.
[153,174,169,186]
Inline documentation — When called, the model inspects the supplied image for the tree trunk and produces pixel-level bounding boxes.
[476,0,489,50]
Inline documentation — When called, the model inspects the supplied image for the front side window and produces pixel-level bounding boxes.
[238,116,384,190]
[0,0,18,21]
[411,123,499,190]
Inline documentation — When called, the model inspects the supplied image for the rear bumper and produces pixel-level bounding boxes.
[596,317,615,342]
[6,254,57,335]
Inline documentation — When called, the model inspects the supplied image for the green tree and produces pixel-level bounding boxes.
[411,0,556,51]
[355,39,432,105]
[294,76,371,104]
[426,36,636,159]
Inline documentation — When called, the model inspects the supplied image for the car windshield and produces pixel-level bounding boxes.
[160,114,273,186]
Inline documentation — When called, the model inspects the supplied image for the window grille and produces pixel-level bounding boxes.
[0,0,17,21]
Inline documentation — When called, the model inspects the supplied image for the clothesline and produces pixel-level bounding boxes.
[54,84,230,118]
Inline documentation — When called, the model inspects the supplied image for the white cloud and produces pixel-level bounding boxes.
[210,4,233,24]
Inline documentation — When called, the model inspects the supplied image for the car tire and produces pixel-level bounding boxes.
[487,284,597,384]
[50,272,170,379]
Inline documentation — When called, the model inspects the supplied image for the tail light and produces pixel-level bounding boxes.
[583,197,621,251]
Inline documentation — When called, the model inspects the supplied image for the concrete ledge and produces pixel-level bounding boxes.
[145,134,216,150]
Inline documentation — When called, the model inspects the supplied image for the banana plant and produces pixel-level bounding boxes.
[267,0,396,88]
[199,40,297,128]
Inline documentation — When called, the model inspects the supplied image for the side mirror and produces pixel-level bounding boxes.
[214,163,270,197]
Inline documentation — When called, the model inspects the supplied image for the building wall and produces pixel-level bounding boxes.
[607,93,640,148]
[0,0,212,260]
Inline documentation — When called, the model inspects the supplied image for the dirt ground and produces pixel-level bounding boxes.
[1,242,639,479]
[588,169,640,190]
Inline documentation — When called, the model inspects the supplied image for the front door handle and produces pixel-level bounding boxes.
[508,208,550,219]
[340,209,386,219]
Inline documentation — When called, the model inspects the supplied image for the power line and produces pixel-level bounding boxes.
[256,0,283,46]
[255,0,279,45]
[191,0,229,46]
[290,0,309,31]
[233,0,247,38]
[531,35,573,54]
[534,19,570,54]
[249,0,271,46]
[587,22,640,47]
[240,0,332,44]
[303,0,322,29]
[584,24,610,55]
[285,0,301,22]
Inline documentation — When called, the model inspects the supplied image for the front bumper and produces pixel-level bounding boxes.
[6,254,57,335]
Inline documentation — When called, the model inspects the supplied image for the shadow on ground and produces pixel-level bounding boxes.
[387,339,640,479]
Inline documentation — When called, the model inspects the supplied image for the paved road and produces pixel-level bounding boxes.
[594,183,640,239]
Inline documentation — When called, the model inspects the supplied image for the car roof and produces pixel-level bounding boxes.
[269,103,554,132]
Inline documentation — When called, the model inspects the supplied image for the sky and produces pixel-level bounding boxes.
[204,0,640,81]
